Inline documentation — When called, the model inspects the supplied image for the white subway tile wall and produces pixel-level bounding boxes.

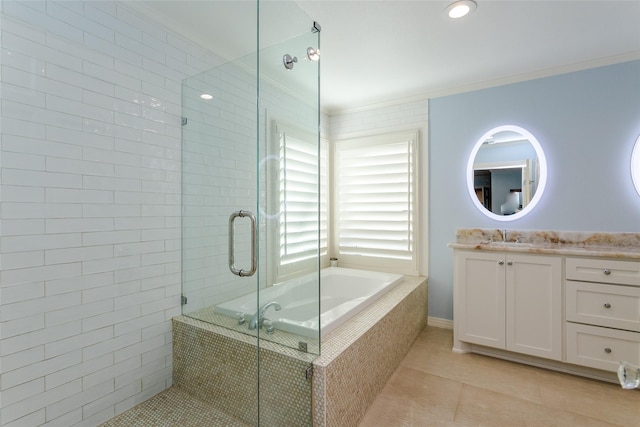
[329,100,429,138]
[0,1,229,425]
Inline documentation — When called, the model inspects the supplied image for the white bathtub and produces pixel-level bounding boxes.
[215,267,403,338]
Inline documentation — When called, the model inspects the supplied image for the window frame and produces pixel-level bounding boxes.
[332,130,420,276]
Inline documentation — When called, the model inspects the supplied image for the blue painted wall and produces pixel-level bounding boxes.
[428,60,640,321]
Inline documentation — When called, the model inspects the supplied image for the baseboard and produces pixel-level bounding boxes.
[427,316,453,329]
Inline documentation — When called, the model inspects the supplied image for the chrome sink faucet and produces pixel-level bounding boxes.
[248,301,282,330]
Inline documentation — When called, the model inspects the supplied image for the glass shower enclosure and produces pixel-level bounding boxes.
[180,2,320,425]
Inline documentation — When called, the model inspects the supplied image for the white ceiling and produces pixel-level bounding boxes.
[137,0,640,113]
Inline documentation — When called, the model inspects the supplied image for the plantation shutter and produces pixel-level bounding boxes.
[278,128,328,266]
[335,131,417,265]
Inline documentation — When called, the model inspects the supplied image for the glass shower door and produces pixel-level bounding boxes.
[181,54,261,330]
[181,16,320,426]
[181,29,321,350]
[181,45,263,425]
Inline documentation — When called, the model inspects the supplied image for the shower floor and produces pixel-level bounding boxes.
[100,387,249,427]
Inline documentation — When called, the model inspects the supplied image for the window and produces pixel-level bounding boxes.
[334,130,419,275]
[271,121,328,281]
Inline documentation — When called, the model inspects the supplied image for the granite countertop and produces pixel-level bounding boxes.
[448,228,640,260]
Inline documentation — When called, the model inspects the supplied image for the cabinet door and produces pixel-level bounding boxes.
[456,251,506,349]
[506,254,562,360]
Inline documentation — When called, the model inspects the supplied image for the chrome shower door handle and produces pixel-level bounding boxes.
[228,210,257,277]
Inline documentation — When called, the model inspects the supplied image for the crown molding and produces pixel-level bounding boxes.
[327,51,640,116]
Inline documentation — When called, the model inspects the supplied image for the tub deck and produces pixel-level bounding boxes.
[213,267,404,339]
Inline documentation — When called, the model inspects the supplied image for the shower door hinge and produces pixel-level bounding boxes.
[181,295,187,305]
[181,117,188,126]
[311,21,321,33]
[305,365,313,381]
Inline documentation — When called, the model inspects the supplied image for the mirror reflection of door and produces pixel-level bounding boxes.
[474,169,491,210]
[474,160,533,215]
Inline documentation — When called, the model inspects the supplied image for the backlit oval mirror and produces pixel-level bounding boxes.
[467,125,547,221]
[632,135,640,197]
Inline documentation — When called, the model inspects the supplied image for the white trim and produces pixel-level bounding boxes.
[428,316,454,330]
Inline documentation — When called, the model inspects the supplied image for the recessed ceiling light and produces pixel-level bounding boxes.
[445,0,477,19]
[200,93,213,100]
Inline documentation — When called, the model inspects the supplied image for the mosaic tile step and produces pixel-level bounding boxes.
[99,386,249,427]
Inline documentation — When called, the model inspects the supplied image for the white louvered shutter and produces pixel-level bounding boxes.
[334,131,418,273]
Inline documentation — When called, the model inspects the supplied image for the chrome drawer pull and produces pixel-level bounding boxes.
[498,260,504,265]
[604,303,611,309]
[604,347,612,354]
[603,269,611,275]
[507,261,513,266]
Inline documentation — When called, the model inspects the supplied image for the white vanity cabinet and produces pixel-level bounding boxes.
[565,257,640,372]
[454,250,563,360]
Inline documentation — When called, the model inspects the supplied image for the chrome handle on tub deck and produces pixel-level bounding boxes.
[228,210,257,277]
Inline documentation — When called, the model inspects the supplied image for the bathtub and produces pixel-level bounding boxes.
[215,267,403,338]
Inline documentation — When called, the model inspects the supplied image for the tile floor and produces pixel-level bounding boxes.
[358,327,640,427]
[102,327,640,427]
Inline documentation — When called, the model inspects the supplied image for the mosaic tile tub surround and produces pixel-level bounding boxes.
[173,316,316,426]
[172,275,427,427]
[313,276,428,427]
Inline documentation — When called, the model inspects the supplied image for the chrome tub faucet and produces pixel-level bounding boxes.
[248,301,282,330]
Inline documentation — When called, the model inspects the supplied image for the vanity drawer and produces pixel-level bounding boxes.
[566,281,640,332]
[566,323,640,372]
[565,258,640,286]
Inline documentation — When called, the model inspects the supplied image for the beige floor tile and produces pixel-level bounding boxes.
[401,339,544,404]
[370,327,638,427]
[412,326,454,349]
[358,366,463,426]
[455,383,623,427]
[537,369,640,427]
[358,395,473,427]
